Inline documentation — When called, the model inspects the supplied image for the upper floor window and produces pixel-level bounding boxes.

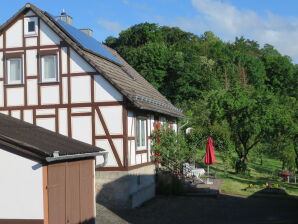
[7,58,23,84]
[136,117,147,150]
[24,17,38,36]
[41,55,58,83]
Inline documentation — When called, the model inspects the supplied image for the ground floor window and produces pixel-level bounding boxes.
[136,117,147,150]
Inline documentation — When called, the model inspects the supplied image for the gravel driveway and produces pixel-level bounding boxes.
[96,194,298,224]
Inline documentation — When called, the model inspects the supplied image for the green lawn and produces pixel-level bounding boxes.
[196,150,298,198]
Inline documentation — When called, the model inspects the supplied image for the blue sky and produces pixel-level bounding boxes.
[2,0,298,61]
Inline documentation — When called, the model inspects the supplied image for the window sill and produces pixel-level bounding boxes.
[136,149,148,154]
[24,33,38,38]
[4,83,25,87]
[39,81,60,86]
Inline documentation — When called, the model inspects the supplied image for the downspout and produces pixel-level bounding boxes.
[46,151,108,167]
[178,120,189,134]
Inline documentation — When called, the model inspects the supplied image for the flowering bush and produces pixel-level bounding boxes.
[151,122,193,172]
[153,152,162,163]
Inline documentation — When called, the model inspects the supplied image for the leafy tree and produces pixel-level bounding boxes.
[261,44,296,96]
[208,88,279,173]
[105,23,298,174]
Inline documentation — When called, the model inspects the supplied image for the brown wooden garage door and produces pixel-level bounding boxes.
[47,159,95,224]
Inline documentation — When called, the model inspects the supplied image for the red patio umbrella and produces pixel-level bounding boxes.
[205,137,216,184]
[205,137,216,165]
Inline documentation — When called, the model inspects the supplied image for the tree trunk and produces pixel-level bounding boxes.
[236,153,248,173]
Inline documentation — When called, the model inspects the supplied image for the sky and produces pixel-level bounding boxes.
[2,0,298,62]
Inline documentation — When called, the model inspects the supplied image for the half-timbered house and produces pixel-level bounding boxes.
[0,3,184,208]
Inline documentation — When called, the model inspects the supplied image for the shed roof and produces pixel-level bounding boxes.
[0,113,104,162]
[0,3,185,118]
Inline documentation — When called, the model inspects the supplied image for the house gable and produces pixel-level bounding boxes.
[0,4,180,172]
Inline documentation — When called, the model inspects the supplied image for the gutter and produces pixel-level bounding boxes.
[46,151,108,167]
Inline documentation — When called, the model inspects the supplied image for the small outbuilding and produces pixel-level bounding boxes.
[0,113,107,224]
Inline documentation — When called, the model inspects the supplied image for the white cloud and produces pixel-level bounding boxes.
[97,19,124,33]
[172,16,206,32]
[190,0,298,62]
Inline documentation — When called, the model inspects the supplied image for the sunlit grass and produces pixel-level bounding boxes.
[195,150,298,198]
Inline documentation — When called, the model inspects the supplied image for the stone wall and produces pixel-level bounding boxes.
[95,164,156,208]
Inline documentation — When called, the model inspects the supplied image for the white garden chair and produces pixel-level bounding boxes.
[182,163,205,183]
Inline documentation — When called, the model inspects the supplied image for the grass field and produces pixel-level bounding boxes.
[196,150,298,198]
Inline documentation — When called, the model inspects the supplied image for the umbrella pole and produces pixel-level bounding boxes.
[207,165,213,184]
[207,165,209,183]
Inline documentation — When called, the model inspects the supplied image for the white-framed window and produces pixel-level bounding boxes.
[6,58,23,84]
[24,17,38,36]
[136,117,147,150]
[40,55,58,82]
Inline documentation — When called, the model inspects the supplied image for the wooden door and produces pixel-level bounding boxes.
[47,159,95,224]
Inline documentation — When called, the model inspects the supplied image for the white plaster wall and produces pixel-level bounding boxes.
[71,76,91,103]
[41,85,59,105]
[62,77,68,104]
[128,111,135,137]
[0,111,9,115]
[6,20,23,48]
[0,149,43,219]
[24,109,33,124]
[58,108,68,136]
[27,79,38,105]
[26,50,37,76]
[0,81,4,107]
[7,87,24,106]
[94,75,123,102]
[172,122,178,133]
[0,52,3,78]
[113,139,123,164]
[95,112,105,136]
[36,118,56,132]
[11,110,21,119]
[61,47,68,74]
[71,116,92,144]
[71,107,91,113]
[142,153,147,163]
[149,115,155,135]
[70,49,95,73]
[36,109,55,115]
[147,139,151,162]
[40,20,61,46]
[129,140,136,166]
[136,154,142,165]
[100,106,122,135]
[25,37,37,47]
[96,139,118,167]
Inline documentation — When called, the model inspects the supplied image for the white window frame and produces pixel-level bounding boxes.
[6,58,23,85]
[40,55,58,83]
[24,17,38,36]
[136,117,147,150]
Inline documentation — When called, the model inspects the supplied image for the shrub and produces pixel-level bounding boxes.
[151,122,195,172]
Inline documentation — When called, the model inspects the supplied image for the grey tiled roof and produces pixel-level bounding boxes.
[0,113,104,161]
[0,4,185,118]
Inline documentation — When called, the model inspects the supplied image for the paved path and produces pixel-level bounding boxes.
[96,194,298,224]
